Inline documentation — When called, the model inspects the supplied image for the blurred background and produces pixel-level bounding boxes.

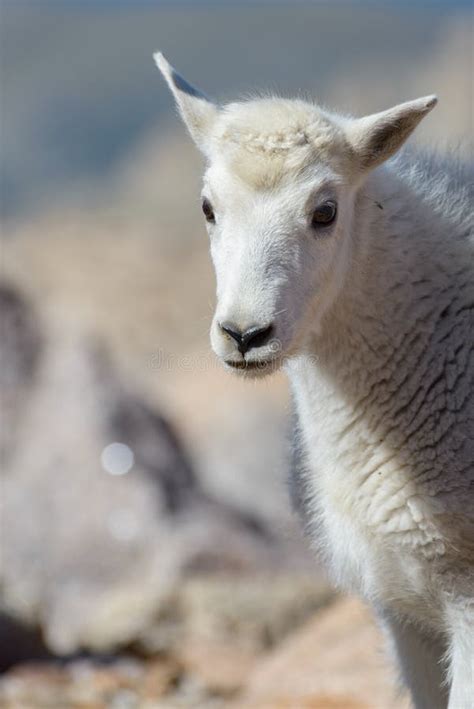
[0,1,472,707]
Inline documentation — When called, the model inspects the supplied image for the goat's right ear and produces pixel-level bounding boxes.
[347,95,438,172]
[154,52,218,154]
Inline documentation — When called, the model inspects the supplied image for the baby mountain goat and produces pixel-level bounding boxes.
[155,54,473,708]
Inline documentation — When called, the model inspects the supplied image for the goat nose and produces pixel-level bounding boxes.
[220,322,274,355]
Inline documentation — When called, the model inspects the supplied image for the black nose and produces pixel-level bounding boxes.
[220,322,274,355]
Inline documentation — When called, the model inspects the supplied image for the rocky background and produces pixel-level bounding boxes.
[0,2,472,707]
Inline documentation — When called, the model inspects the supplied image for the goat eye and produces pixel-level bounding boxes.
[311,200,337,228]
[202,198,215,223]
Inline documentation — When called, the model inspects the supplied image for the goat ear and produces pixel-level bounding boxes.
[348,95,438,171]
[154,52,218,153]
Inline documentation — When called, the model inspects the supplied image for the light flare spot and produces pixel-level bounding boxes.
[101,442,134,476]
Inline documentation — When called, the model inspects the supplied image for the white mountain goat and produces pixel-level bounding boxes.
[154,54,473,708]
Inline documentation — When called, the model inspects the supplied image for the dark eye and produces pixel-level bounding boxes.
[202,198,215,223]
[311,200,337,228]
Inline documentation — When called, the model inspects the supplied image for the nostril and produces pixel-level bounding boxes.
[220,322,243,346]
[245,324,273,351]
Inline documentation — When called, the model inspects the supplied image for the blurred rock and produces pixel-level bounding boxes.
[173,575,333,654]
[0,575,334,709]
[132,573,333,665]
[237,597,410,709]
[0,288,306,659]
[0,656,182,709]
[1,594,414,709]
[165,575,334,698]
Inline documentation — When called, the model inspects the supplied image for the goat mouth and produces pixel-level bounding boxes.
[225,359,274,371]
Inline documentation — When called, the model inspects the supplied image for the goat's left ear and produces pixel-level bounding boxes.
[347,95,438,171]
[154,52,218,154]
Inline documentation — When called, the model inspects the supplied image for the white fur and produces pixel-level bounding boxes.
[155,54,474,708]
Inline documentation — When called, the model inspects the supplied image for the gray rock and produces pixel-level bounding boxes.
[0,287,286,657]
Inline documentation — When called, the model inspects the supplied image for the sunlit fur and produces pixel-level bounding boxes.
[155,53,473,708]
